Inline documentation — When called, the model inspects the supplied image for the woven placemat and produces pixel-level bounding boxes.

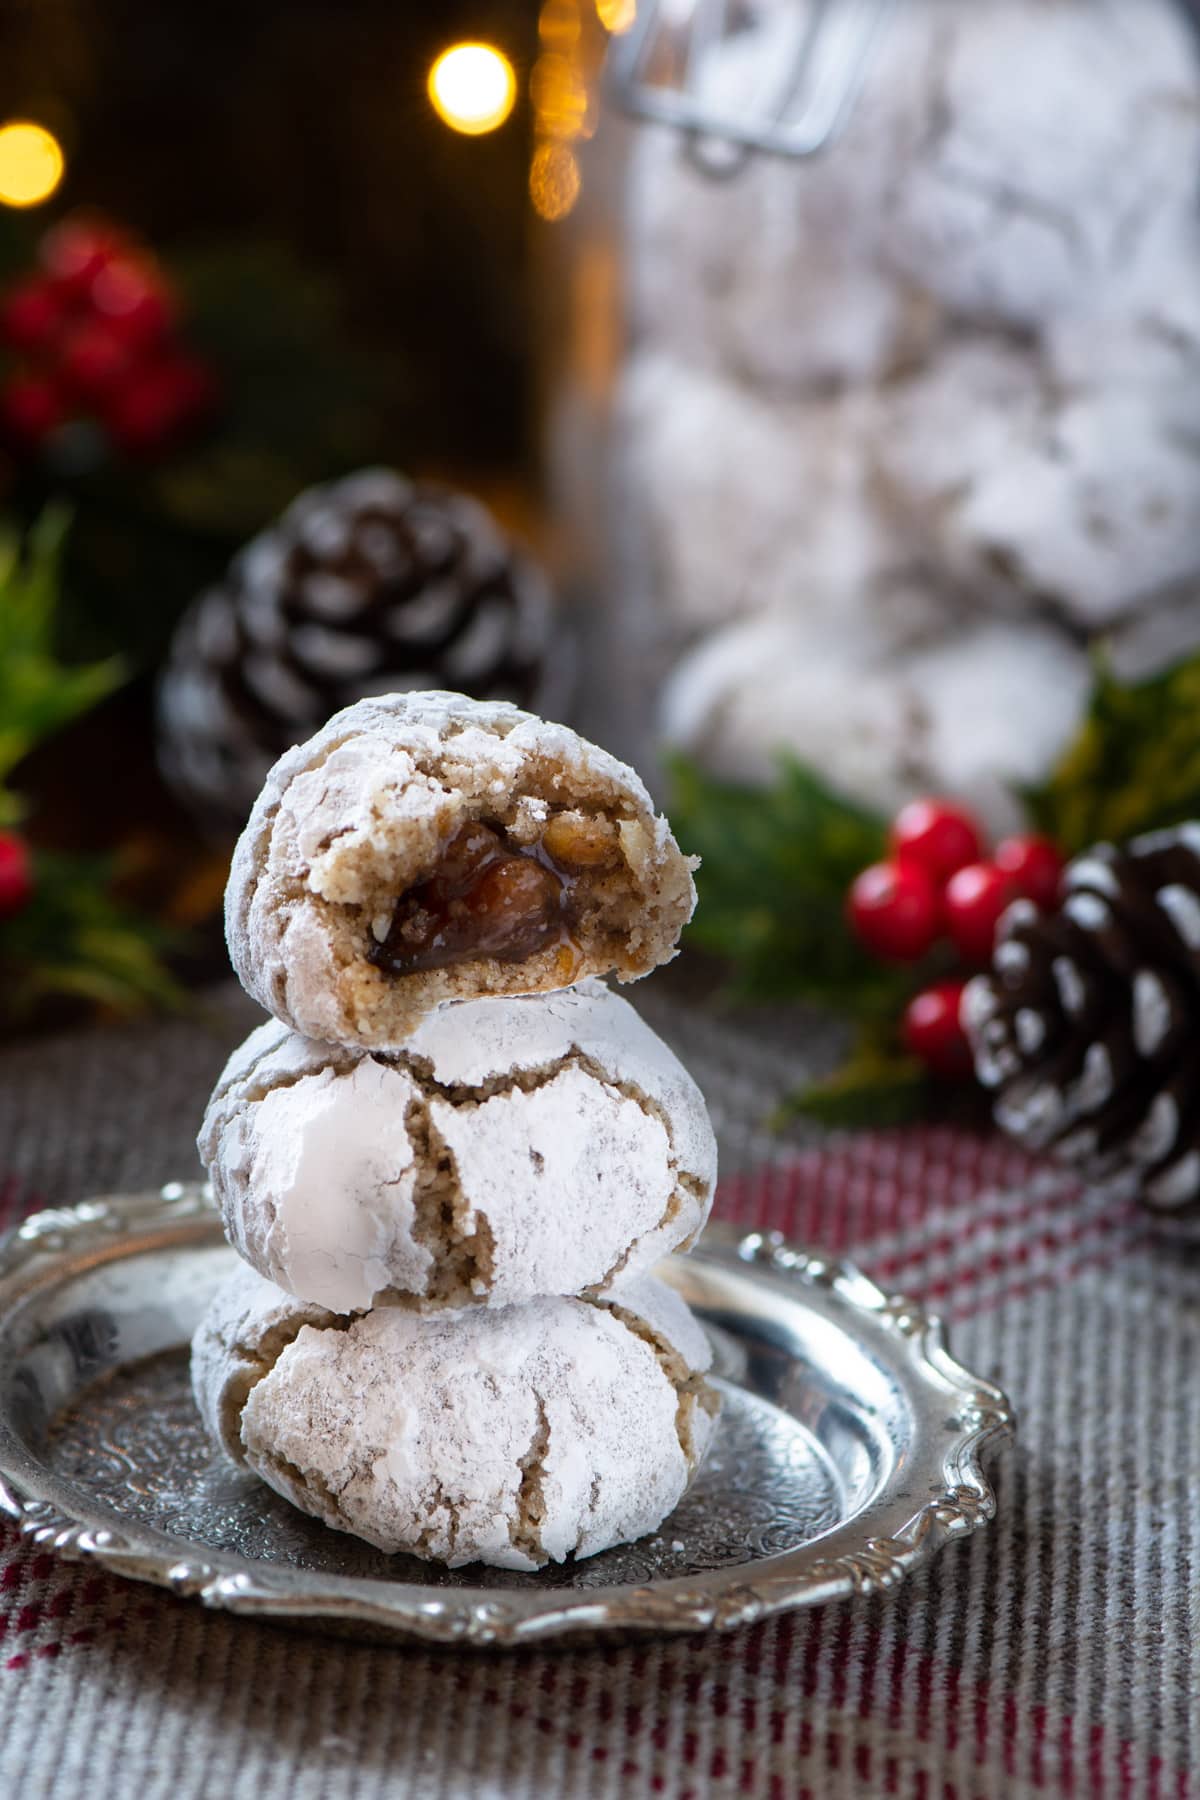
[0,979,1195,1800]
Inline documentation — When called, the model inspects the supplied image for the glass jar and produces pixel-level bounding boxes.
[545,0,1200,832]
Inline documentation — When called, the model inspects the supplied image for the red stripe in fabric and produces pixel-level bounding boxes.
[912,1205,1139,1309]
[1030,1702,1047,1787]
[949,1236,1147,1324]
[1119,1736,1136,1800]
[943,1666,960,1752]
[915,1639,934,1742]
[974,1688,989,1764]
[1060,1714,1075,1797]
[886,1627,907,1732]
[829,1610,854,1712]
[801,1609,825,1700]
[1089,1724,1105,1795]
[868,1185,1107,1285]
[1003,1695,1019,1777]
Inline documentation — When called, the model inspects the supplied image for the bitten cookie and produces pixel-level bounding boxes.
[225,690,697,1046]
[199,981,717,1313]
[191,1262,720,1569]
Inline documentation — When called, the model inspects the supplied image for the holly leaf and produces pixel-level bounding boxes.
[773,1036,929,1130]
[668,753,912,1014]
[1023,649,1200,854]
[0,508,125,786]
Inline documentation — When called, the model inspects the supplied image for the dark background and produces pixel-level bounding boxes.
[0,0,539,477]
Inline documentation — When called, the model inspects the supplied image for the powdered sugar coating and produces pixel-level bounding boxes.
[199,981,717,1313]
[190,1263,717,1569]
[224,690,696,1047]
[661,610,1089,839]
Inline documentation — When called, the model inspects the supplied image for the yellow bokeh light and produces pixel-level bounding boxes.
[530,142,581,222]
[596,0,637,33]
[530,52,590,142]
[539,1,581,50]
[428,44,517,136]
[0,120,64,209]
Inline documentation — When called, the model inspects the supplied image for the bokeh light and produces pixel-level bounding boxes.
[0,120,65,209]
[529,141,582,222]
[427,44,517,136]
[596,0,637,32]
[530,52,591,141]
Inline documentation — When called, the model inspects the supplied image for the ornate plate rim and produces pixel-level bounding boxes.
[0,1184,1015,1647]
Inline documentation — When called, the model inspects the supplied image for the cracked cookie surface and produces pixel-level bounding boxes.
[191,1263,719,1569]
[225,689,697,1047]
[199,981,717,1314]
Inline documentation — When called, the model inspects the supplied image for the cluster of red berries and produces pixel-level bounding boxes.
[0,215,218,462]
[846,797,1065,1079]
[0,832,33,921]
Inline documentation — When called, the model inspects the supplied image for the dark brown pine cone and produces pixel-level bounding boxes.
[963,824,1200,1213]
[156,469,566,834]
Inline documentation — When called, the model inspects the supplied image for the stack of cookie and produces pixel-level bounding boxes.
[190,691,721,1569]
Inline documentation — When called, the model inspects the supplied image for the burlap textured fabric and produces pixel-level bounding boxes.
[0,979,1195,1800]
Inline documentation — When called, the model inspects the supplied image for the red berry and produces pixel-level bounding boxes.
[903,981,973,1079]
[58,320,137,402]
[40,216,125,299]
[0,277,70,356]
[993,833,1064,910]
[0,834,34,918]
[890,797,984,886]
[847,859,940,963]
[89,256,175,351]
[0,375,67,449]
[943,861,1017,964]
[101,355,215,456]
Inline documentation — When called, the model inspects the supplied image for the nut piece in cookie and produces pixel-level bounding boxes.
[199,981,717,1314]
[191,1263,721,1569]
[225,690,698,1046]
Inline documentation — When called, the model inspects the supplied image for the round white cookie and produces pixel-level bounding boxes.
[661,609,1090,838]
[225,690,697,1047]
[199,981,717,1313]
[191,1262,719,1569]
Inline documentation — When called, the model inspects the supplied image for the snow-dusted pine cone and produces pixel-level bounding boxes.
[156,469,564,834]
[964,825,1200,1213]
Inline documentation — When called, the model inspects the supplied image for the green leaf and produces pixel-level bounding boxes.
[773,1038,929,1130]
[1023,649,1200,854]
[0,508,125,784]
[668,752,912,1013]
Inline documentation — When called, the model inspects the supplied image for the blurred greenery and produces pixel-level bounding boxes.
[668,752,911,1016]
[0,508,186,1026]
[0,505,123,812]
[0,848,185,1021]
[1024,650,1200,853]
[670,643,1200,1128]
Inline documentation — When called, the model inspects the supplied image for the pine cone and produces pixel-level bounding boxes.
[963,824,1200,1213]
[156,469,565,834]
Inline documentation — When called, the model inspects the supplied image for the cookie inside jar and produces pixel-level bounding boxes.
[365,806,652,983]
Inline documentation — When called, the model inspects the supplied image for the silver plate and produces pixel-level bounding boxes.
[0,1185,1013,1647]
